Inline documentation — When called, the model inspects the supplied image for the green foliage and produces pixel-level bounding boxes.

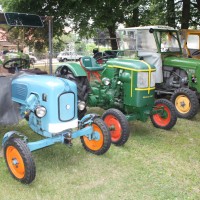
[0,0,199,51]
[53,37,65,53]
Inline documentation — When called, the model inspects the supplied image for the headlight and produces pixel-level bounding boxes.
[35,106,46,118]
[150,72,156,87]
[102,77,110,86]
[137,72,148,88]
[78,101,86,111]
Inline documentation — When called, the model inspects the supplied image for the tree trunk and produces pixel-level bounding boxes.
[181,0,190,29]
[107,26,118,50]
[126,6,139,27]
[167,0,175,28]
[196,0,200,12]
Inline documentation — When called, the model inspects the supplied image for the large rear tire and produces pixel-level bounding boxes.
[80,118,111,155]
[170,88,199,119]
[102,109,130,146]
[150,99,177,130]
[4,137,36,184]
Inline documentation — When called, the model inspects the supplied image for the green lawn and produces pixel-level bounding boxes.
[0,108,200,200]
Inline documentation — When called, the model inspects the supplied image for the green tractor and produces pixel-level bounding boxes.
[116,26,200,119]
[55,55,177,146]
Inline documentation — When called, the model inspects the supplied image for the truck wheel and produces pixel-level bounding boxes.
[150,99,177,130]
[102,109,130,146]
[63,58,68,62]
[4,137,36,184]
[80,118,111,155]
[170,88,199,119]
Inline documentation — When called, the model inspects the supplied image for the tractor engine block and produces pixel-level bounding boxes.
[88,78,123,109]
[163,66,188,89]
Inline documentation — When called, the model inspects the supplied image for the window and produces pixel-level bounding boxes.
[187,35,199,49]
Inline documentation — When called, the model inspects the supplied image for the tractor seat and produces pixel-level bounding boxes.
[80,56,104,71]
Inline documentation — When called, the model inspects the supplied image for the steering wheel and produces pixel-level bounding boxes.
[192,49,200,56]
[3,58,29,69]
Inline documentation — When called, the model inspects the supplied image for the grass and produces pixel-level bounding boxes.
[0,108,200,200]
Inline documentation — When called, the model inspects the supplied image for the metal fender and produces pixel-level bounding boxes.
[79,113,100,126]
[2,131,28,147]
[56,62,87,77]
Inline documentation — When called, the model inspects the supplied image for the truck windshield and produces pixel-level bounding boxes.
[156,31,181,53]
[187,35,199,49]
[117,29,157,52]
[117,28,181,54]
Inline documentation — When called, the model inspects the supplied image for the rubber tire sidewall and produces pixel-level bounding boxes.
[4,137,36,184]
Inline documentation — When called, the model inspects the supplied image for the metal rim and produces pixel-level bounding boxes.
[6,146,25,179]
[175,95,191,114]
[104,114,122,142]
[82,124,104,151]
[153,103,171,126]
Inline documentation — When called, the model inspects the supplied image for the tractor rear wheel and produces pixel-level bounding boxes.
[102,108,130,146]
[80,118,111,155]
[4,137,36,184]
[150,99,177,130]
[170,88,199,119]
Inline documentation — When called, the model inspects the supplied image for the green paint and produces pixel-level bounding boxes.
[56,62,87,77]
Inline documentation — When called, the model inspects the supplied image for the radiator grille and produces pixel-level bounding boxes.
[59,92,75,121]
[12,83,28,101]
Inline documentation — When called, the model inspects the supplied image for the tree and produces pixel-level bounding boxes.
[181,0,190,29]
[0,0,199,52]
[167,0,175,28]
[0,0,69,51]
[1,0,148,50]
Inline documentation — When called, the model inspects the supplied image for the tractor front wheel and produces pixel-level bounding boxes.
[80,118,111,155]
[170,88,199,119]
[102,109,130,146]
[150,99,177,130]
[4,137,36,184]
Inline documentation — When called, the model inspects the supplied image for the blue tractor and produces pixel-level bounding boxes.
[1,71,111,184]
[0,13,111,184]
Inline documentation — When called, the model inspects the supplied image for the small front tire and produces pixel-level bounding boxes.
[4,137,36,184]
[102,109,130,146]
[150,99,177,130]
[80,118,111,155]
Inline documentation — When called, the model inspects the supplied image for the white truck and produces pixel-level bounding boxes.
[57,51,82,62]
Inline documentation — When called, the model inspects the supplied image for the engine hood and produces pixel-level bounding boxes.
[106,58,155,71]
[164,56,200,69]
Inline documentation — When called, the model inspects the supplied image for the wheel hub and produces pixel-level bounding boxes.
[12,158,19,166]
[180,101,186,108]
[109,125,115,131]
[175,95,191,113]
